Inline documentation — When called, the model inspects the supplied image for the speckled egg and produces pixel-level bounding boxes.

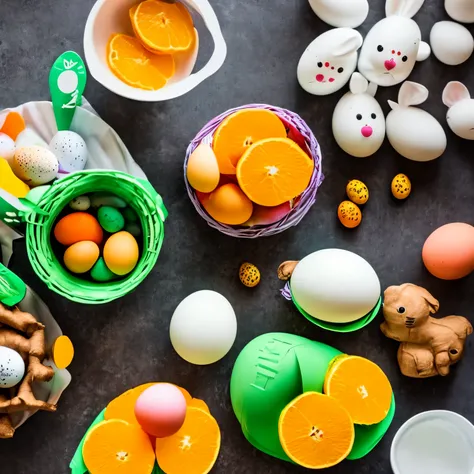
[49,131,88,172]
[0,346,25,389]
[69,195,91,211]
[98,206,125,233]
[391,174,412,200]
[338,201,362,228]
[346,179,369,205]
[239,263,261,288]
[12,146,58,187]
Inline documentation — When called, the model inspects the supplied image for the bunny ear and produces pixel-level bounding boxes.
[367,82,378,97]
[442,82,470,108]
[398,81,429,107]
[388,100,399,110]
[386,0,425,18]
[332,30,363,57]
[350,73,368,94]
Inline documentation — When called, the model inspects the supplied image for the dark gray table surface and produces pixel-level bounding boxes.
[1,0,474,473]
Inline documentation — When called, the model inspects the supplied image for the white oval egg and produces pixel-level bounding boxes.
[430,22,474,66]
[12,146,59,186]
[0,133,15,163]
[291,249,381,323]
[50,131,88,173]
[0,346,26,389]
[170,290,237,365]
[308,0,369,28]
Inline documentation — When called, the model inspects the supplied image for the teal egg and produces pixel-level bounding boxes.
[98,206,125,233]
[90,258,116,282]
[123,207,138,223]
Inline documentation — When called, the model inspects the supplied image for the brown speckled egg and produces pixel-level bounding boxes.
[391,174,411,200]
[239,263,261,288]
[346,179,369,205]
[338,201,362,229]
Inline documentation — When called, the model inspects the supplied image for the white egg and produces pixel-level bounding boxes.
[12,146,59,186]
[69,195,91,211]
[430,22,474,66]
[291,249,381,323]
[0,133,15,163]
[308,0,369,28]
[0,346,25,389]
[170,290,237,365]
[445,0,474,23]
[49,131,88,173]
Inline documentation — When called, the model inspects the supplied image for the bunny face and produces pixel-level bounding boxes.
[297,28,363,96]
[443,82,474,140]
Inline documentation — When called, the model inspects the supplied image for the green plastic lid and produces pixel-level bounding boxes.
[0,263,26,307]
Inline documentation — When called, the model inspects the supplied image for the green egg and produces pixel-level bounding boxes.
[98,206,125,233]
[122,207,138,223]
[90,192,127,209]
[125,223,142,237]
[90,258,117,282]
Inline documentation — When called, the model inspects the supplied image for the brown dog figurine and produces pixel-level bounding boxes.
[382,284,473,378]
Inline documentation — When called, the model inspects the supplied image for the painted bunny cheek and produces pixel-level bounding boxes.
[329,78,335,83]
[385,59,397,71]
[316,74,325,82]
[361,126,373,138]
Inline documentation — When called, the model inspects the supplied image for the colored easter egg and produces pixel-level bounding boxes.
[239,263,261,288]
[90,192,127,209]
[0,132,15,162]
[103,231,139,276]
[49,131,88,172]
[346,179,369,205]
[338,201,362,228]
[12,146,59,187]
[54,212,103,246]
[134,384,187,438]
[98,206,125,233]
[122,207,138,223]
[391,174,411,200]
[422,223,474,280]
[124,223,142,237]
[0,346,25,389]
[69,195,91,211]
[90,257,116,282]
[242,202,292,227]
[52,336,74,370]
[64,241,100,274]
[187,143,220,193]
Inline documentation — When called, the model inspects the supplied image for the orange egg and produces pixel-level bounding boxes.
[186,144,220,193]
[103,231,139,276]
[54,212,103,246]
[63,241,100,274]
[202,183,253,225]
[422,223,474,280]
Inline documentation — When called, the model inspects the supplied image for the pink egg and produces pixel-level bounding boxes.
[134,384,187,438]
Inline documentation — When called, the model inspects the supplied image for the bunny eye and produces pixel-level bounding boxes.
[356,114,362,120]
[317,62,323,68]
[371,113,377,119]
[337,67,344,73]
[377,45,384,52]
[397,307,406,314]
[402,56,408,62]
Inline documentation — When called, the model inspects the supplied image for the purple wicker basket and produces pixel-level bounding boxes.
[184,104,323,238]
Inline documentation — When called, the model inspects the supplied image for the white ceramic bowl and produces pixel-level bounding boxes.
[84,0,227,101]
[391,410,474,474]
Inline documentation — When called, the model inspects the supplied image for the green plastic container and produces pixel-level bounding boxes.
[0,170,167,304]
[230,333,395,465]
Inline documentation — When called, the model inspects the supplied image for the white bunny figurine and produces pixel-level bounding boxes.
[308,0,369,28]
[443,81,474,140]
[298,28,363,96]
[332,73,385,158]
[445,0,474,23]
[358,0,431,87]
[386,82,447,162]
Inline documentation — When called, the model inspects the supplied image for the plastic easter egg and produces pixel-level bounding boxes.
[54,212,103,246]
[64,241,100,274]
[239,263,261,288]
[90,257,116,282]
[338,201,362,229]
[430,22,473,66]
[290,249,381,323]
[346,179,369,205]
[445,0,474,23]
[0,346,25,389]
[333,73,385,158]
[391,174,411,200]
[98,206,125,233]
[90,192,127,209]
[134,384,187,438]
[69,195,91,211]
[0,132,15,162]
[308,0,369,28]
[49,131,88,172]
[186,143,220,193]
[170,290,237,365]
[103,231,139,276]
[122,207,138,222]
[443,82,474,140]
[12,146,58,186]
[297,28,363,96]
[422,223,474,280]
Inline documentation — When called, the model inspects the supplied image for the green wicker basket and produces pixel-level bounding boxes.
[0,170,167,304]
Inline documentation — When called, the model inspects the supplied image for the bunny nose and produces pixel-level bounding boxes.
[361,126,373,138]
[385,59,396,71]
[316,74,324,82]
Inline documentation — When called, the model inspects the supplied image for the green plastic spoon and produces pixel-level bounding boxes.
[0,263,26,307]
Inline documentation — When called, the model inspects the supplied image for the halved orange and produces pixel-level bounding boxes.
[212,109,287,174]
[278,392,354,469]
[155,407,220,474]
[0,112,26,140]
[107,34,175,91]
[324,355,393,425]
[132,0,194,54]
[236,137,314,206]
[83,419,155,474]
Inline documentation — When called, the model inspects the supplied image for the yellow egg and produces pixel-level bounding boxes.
[63,241,100,274]
[338,201,362,229]
[239,263,261,288]
[391,174,411,200]
[103,231,139,276]
[346,179,369,205]
[186,143,220,193]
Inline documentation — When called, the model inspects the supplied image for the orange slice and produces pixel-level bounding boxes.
[324,355,393,425]
[155,407,220,474]
[132,0,194,54]
[52,335,74,370]
[236,137,314,206]
[278,392,354,469]
[212,109,287,174]
[83,419,155,474]
[107,34,175,91]
[0,112,26,140]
